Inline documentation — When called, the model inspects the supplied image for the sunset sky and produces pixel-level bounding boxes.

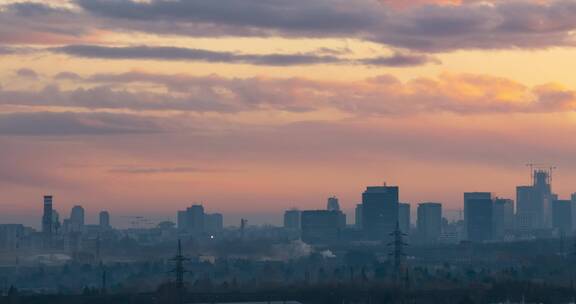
[1,0,576,227]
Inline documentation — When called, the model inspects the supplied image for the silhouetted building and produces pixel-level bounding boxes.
[362,185,399,240]
[493,198,514,240]
[517,169,554,231]
[283,209,301,230]
[399,203,410,234]
[69,205,85,233]
[417,202,442,243]
[177,204,205,235]
[464,192,493,242]
[0,224,24,250]
[552,200,572,234]
[301,210,345,244]
[327,196,340,211]
[99,211,111,230]
[355,203,363,229]
[205,213,223,235]
[42,195,53,237]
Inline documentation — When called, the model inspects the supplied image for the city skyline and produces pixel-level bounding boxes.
[4,1,576,302]
[4,165,574,230]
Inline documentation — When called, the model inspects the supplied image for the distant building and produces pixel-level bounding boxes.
[42,195,53,237]
[355,204,363,229]
[283,209,301,230]
[327,196,340,211]
[301,210,345,244]
[417,203,442,243]
[399,203,410,234]
[552,200,572,234]
[177,204,205,235]
[493,198,514,240]
[464,192,493,242]
[69,205,85,233]
[205,213,224,234]
[99,211,111,229]
[0,224,24,250]
[362,185,399,240]
[439,220,465,244]
[516,169,554,231]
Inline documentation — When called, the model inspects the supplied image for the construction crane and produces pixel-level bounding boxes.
[525,163,557,184]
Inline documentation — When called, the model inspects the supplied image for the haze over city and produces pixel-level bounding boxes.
[3,0,576,303]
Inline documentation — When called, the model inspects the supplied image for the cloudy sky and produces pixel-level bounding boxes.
[1,0,576,227]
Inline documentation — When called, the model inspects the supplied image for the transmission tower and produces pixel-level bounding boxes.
[388,221,408,285]
[170,239,189,304]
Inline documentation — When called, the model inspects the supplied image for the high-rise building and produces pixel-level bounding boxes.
[205,213,224,235]
[301,210,345,243]
[69,205,85,233]
[99,211,111,229]
[493,198,514,240]
[355,204,363,229]
[327,196,340,211]
[284,209,301,230]
[177,204,205,235]
[552,200,572,234]
[177,211,187,231]
[417,202,442,243]
[362,185,399,240]
[517,169,554,231]
[399,203,411,234]
[42,195,53,237]
[464,192,493,242]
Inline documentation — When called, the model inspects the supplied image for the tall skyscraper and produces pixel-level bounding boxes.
[552,200,572,234]
[99,211,111,229]
[355,203,363,229]
[399,203,411,235]
[283,209,301,230]
[417,202,442,243]
[516,169,554,231]
[362,185,399,240]
[464,192,493,242]
[42,195,53,237]
[493,198,514,240]
[327,196,340,211]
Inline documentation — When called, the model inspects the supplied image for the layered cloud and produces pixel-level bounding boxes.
[1,70,575,117]
[71,0,576,52]
[1,1,576,52]
[52,44,439,67]
[0,111,164,136]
